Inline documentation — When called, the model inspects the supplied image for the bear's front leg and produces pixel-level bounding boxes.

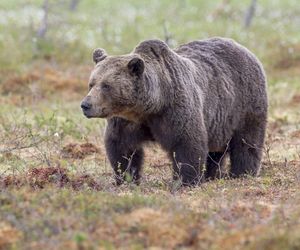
[104,118,145,185]
[170,141,208,186]
[106,143,144,185]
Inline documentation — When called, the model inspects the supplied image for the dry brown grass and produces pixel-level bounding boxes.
[0,64,91,106]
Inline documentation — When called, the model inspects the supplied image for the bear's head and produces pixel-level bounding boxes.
[81,48,145,121]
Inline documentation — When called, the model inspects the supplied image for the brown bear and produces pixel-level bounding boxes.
[81,37,268,186]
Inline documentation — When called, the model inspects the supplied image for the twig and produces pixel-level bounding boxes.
[243,0,257,29]
[242,137,273,169]
[163,20,172,46]
[36,0,49,38]
[0,139,45,154]
[207,138,232,179]
[242,138,257,149]
[69,0,80,11]
[264,142,274,168]
[113,149,137,182]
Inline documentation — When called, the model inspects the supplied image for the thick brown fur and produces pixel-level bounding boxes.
[81,37,268,186]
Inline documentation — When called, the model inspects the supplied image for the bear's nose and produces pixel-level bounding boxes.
[81,100,92,110]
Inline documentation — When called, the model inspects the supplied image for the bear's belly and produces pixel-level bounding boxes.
[208,145,226,152]
[208,138,229,152]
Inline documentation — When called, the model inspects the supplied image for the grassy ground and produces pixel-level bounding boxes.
[1,0,300,249]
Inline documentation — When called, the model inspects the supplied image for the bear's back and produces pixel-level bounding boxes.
[175,37,263,77]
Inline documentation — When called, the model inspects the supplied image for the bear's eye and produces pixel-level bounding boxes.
[89,83,95,90]
[101,83,111,91]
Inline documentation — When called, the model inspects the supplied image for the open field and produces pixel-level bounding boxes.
[1,0,300,249]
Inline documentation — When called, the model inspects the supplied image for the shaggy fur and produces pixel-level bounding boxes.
[81,37,268,186]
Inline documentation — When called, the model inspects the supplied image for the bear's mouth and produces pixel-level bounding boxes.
[83,113,109,119]
[82,111,94,119]
[98,113,109,118]
[82,108,110,119]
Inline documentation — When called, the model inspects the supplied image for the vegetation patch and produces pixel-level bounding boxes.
[0,0,300,249]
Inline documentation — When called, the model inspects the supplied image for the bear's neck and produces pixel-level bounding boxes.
[139,65,174,115]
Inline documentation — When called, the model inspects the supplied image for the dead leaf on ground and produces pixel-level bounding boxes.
[0,223,22,249]
[61,142,100,159]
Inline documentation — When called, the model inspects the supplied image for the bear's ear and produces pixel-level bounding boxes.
[93,48,107,64]
[127,57,144,76]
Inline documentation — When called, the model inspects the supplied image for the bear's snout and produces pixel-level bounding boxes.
[80,96,110,119]
[81,98,93,118]
[81,99,92,111]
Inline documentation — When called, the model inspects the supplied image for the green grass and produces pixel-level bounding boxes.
[1,0,300,249]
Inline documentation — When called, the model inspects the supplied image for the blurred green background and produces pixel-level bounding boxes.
[0,0,299,79]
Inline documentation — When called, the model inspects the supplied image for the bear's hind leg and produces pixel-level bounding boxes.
[170,143,208,186]
[206,152,226,180]
[229,118,266,178]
